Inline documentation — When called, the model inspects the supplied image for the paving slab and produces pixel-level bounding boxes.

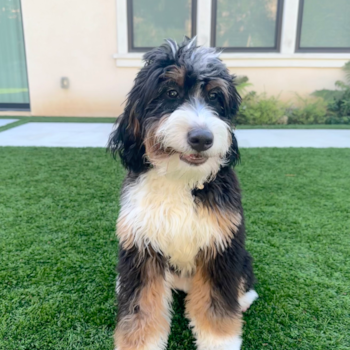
[0,119,18,127]
[235,129,350,148]
[0,122,349,148]
[0,122,114,147]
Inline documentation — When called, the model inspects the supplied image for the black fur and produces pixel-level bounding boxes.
[192,162,242,210]
[117,245,166,322]
[193,166,255,315]
[204,223,255,316]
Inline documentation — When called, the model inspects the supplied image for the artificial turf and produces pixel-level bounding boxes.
[0,147,349,350]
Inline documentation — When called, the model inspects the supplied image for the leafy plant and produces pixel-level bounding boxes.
[311,89,344,103]
[312,61,350,123]
[325,116,350,124]
[287,95,327,125]
[235,76,253,96]
[342,60,350,85]
[235,61,350,125]
[327,87,350,118]
[236,92,286,125]
[312,61,350,98]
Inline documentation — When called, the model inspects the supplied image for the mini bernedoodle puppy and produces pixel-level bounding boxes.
[108,37,258,350]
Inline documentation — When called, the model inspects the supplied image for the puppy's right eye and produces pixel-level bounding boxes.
[209,92,218,101]
[167,90,179,99]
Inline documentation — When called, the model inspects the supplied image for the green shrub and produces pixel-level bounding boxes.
[311,89,344,103]
[287,96,327,125]
[327,87,350,118]
[325,116,350,124]
[235,76,253,96]
[313,61,350,101]
[235,63,350,125]
[312,61,350,124]
[343,60,350,84]
[236,92,286,125]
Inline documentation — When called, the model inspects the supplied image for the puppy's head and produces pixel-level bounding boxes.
[109,37,240,185]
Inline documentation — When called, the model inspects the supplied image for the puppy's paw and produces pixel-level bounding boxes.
[239,289,258,312]
[222,336,242,350]
[197,335,242,350]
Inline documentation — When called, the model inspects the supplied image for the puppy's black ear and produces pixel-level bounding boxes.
[107,106,147,174]
[108,46,172,172]
[227,131,240,167]
[226,76,241,167]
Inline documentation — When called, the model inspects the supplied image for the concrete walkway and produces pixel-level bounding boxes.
[0,119,18,127]
[0,122,113,147]
[236,129,350,148]
[0,122,349,148]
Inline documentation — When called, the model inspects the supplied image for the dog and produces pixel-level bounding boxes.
[108,37,258,350]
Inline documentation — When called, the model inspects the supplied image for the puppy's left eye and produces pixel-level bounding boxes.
[209,92,218,101]
[167,90,179,98]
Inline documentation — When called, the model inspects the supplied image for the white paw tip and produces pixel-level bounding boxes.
[239,289,258,312]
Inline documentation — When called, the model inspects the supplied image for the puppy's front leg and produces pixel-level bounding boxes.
[186,241,255,350]
[114,245,172,350]
[186,264,243,350]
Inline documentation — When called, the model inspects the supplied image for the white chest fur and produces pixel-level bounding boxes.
[118,170,225,273]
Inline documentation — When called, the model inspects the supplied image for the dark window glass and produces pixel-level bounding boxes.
[213,0,282,51]
[299,0,350,50]
[129,0,195,51]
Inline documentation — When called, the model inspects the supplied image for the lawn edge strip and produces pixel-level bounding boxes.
[0,120,28,133]
[1,116,349,129]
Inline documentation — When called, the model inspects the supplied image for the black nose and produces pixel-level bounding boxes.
[187,129,214,152]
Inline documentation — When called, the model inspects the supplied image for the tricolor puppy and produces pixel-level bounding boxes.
[108,37,258,350]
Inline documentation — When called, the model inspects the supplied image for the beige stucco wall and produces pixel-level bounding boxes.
[0,0,345,117]
[230,67,344,101]
[19,0,132,117]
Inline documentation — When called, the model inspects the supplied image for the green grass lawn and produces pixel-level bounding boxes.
[0,147,349,350]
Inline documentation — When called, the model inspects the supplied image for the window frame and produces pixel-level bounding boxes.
[0,103,30,111]
[127,0,198,53]
[295,0,350,53]
[210,0,284,52]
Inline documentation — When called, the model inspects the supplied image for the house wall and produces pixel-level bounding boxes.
[231,67,344,101]
[19,0,125,117]
[0,0,347,117]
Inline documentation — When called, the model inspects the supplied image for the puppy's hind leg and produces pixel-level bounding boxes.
[114,246,172,350]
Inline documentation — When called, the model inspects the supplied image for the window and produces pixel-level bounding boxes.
[127,0,197,52]
[211,0,284,52]
[115,0,350,68]
[0,0,30,110]
[296,0,350,52]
